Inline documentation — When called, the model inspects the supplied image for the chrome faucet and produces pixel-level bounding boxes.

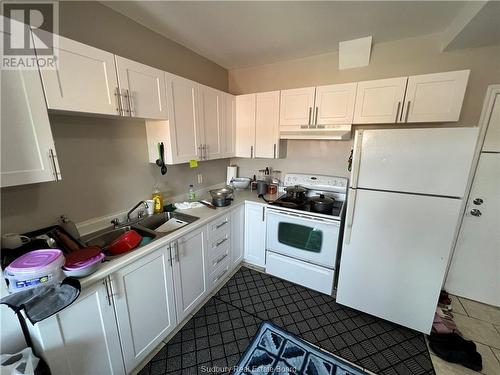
[126,201,149,222]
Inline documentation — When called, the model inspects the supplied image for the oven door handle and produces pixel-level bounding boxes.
[267,209,340,226]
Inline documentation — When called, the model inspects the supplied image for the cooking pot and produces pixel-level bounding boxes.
[310,194,335,214]
[257,180,268,196]
[209,186,234,199]
[212,196,233,207]
[284,185,308,201]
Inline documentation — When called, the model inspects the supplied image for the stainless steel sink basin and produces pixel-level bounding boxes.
[84,226,158,249]
[137,211,198,232]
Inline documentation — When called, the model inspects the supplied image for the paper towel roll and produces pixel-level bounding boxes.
[226,165,238,185]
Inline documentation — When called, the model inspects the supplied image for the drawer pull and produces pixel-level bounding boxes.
[215,220,228,229]
[215,237,228,247]
[214,267,229,283]
[213,253,228,267]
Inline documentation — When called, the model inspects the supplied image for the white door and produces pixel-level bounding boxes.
[31,281,125,375]
[353,77,407,124]
[231,205,245,268]
[279,87,316,126]
[35,33,120,116]
[244,203,266,267]
[111,246,177,373]
[255,91,280,158]
[403,70,469,123]
[115,56,168,119]
[173,227,208,322]
[352,128,478,197]
[1,41,60,187]
[165,73,202,163]
[223,93,236,157]
[199,85,223,159]
[338,189,463,334]
[315,83,357,125]
[235,94,256,158]
[482,94,500,152]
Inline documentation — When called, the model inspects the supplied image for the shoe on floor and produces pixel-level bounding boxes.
[428,332,482,371]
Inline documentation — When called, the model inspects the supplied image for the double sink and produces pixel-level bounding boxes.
[82,212,199,258]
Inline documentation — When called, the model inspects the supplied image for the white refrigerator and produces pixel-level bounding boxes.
[337,127,478,334]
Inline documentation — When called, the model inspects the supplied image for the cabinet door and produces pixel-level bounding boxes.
[255,91,280,158]
[353,77,407,124]
[35,34,120,116]
[235,94,256,158]
[173,227,208,322]
[115,56,168,119]
[244,203,266,267]
[223,93,236,157]
[403,70,469,123]
[165,73,203,163]
[112,246,177,373]
[31,282,125,375]
[315,83,357,125]
[279,87,316,126]
[231,205,245,269]
[1,35,60,187]
[199,85,224,159]
[482,93,500,152]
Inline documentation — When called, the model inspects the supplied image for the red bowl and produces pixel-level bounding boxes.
[108,230,142,255]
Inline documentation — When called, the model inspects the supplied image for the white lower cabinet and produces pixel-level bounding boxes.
[111,246,177,373]
[29,281,125,375]
[244,202,267,267]
[172,227,209,322]
[231,205,245,268]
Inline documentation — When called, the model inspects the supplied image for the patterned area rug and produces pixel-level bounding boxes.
[233,321,370,375]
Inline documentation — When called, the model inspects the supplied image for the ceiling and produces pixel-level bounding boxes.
[102,1,468,69]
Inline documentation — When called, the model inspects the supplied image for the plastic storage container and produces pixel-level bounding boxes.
[4,249,65,294]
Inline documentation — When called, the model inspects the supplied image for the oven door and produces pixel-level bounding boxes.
[266,208,340,268]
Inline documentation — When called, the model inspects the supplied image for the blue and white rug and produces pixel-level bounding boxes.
[232,321,371,375]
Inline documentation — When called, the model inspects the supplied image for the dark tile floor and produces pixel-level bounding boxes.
[139,266,435,375]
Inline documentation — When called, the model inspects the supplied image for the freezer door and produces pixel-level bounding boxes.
[351,128,478,197]
[338,188,463,334]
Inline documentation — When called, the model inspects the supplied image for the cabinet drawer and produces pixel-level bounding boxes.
[208,215,230,241]
[208,233,230,255]
[210,257,231,288]
[209,242,230,275]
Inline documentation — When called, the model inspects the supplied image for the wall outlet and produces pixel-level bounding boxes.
[197,173,203,184]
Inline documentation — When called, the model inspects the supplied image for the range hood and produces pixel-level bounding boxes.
[280,124,352,140]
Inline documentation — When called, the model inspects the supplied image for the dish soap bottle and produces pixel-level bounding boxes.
[188,184,196,202]
[152,187,164,214]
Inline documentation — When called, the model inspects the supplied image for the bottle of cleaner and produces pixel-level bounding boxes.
[188,184,196,201]
[152,186,164,214]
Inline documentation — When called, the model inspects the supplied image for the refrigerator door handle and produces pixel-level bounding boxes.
[344,189,357,244]
[350,130,363,188]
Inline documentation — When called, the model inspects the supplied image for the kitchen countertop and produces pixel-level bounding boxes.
[79,189,277,288]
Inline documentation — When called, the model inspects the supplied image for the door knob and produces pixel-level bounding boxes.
[470,209,482,217]
[473,198,483,205]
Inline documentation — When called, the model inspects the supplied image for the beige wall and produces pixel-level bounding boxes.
[229,34,500,178]
[1,1,229,234]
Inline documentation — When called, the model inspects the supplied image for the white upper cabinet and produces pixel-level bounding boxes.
[255,91,280,158]
[235,94,256,158]
[199,85,224,160]
[403,70,470,123]
[315,83,357,125]
[353,77,408,124]
[112,246,177,373]
[223,93,236,157]
[115,56,168,120]
[1,36,61,187]
[279,87,316,126]
[35,34,119,116]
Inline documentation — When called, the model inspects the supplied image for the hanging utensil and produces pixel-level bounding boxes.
[155,143,163,167]
[159,142,167,175]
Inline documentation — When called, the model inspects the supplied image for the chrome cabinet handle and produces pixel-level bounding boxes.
[214,267,228,283]
[203,144,208,160]
[215,219,228,229]
[213,252,228,267]
[308,107,312,126]
[470,209,481,217]
[395,101,401,123]
[167,243,173,266]
[473,198,483,205]
[103,278,112,306]
[405,101,411,122]
[198,145,203,160]
[173,241,179,262]
[250,146,254,158]
[215,237,228,247]
[273,144,276,159]
[314,106,319,126]
[48,148,59,181]
[262,207,265,221]
[125,89,133,116]
[114,87,123,115]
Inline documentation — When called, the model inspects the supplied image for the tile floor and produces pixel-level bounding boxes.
[138,266,435,375]
[430,295,500,375]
